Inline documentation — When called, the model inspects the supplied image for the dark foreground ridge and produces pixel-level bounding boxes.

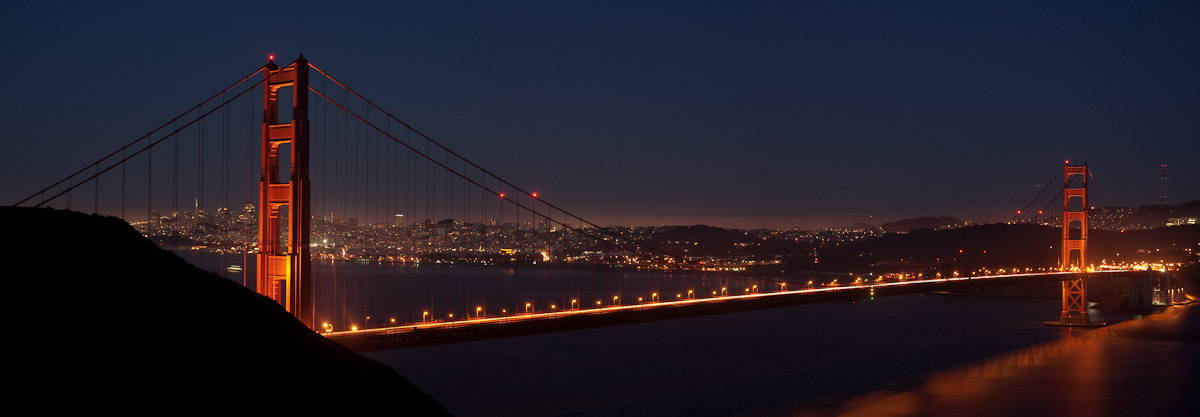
[0,207,450,415]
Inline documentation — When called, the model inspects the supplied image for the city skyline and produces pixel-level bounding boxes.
[2,1,1197,229]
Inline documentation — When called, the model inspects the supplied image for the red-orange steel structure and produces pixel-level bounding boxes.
[1051,162,1092,326]
[257,56,313,329]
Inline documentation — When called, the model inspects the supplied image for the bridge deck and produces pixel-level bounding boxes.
[326,270,1145,352]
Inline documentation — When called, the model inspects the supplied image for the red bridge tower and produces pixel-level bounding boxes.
[1046,162,1098,327]
[257,56,313,329]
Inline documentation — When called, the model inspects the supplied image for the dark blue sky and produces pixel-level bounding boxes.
[2,1,1197,228]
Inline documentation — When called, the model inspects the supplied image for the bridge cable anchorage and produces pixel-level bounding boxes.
[26,62,285,208]
[14,64,270,207]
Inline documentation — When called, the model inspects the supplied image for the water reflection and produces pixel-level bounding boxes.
[798,305,1198,417]
[176,250,765,331]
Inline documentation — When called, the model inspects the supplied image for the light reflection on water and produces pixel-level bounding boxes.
[366,293,1148,417]
[177,250,769,331]
[787,304,1198,417]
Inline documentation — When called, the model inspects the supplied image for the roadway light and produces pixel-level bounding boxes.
[423,311,429,322]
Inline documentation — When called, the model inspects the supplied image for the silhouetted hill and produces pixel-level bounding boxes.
[806,222,1199,272]
[1126,200,1200,228]
[0,207,450,415]
[880,216,964,233]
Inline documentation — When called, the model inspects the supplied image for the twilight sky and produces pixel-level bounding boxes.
[2,1,1197,229]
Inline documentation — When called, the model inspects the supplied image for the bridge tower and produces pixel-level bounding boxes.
[1047,162,1096,326]
[257,55,313,329]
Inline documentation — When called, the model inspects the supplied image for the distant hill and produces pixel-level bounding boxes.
[880,216,964,233]
[0,207,450,415]
[1127,200,1200,227]
[803,222,1200,273]
[647,225,804,258]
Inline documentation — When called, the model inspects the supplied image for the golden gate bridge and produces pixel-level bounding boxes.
[13,56,1164,350]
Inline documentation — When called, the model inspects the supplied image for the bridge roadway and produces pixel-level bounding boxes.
[326,270,1146,352]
